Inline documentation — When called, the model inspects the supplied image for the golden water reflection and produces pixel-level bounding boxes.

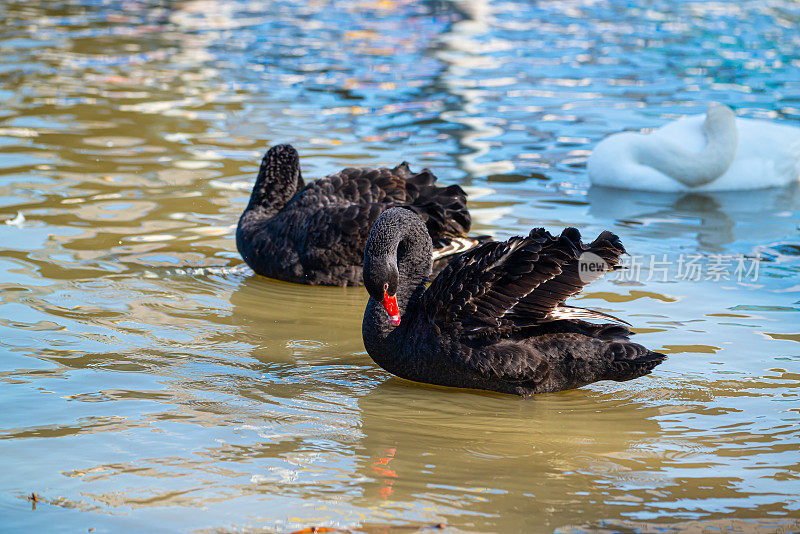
[1,0,799,532]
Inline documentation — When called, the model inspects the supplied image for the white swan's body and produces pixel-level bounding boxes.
[588,103,800,192]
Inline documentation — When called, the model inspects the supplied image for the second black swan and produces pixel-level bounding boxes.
[362,208,666,397]
[236,144,480,286]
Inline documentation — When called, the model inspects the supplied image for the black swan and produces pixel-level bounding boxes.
[362,208,666,397]
[236,144,480,286]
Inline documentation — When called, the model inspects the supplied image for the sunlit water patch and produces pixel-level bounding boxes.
[1,0,799,532]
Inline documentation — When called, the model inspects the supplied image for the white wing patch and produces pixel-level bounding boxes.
[545,305,631,326]
[431,236,482,262]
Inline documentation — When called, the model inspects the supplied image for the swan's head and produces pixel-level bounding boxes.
[364,210,404,326]
[364,259,401,326]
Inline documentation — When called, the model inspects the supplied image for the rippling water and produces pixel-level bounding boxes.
[1,1,799,532]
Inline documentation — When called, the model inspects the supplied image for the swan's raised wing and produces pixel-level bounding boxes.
[421,227,626,339]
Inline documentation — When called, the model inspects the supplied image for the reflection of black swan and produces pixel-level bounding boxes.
[352,383,664,529]
[236,144,479,286]
[361,208,665,396]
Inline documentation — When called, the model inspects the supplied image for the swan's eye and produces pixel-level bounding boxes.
[383,283,388,291]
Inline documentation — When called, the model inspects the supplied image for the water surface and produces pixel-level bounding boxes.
[1,1,799,532]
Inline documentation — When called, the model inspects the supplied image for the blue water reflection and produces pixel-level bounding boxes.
[0,0,799,532]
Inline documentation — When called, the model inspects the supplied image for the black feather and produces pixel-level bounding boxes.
[236,144,479,286]
[362,210,665,397]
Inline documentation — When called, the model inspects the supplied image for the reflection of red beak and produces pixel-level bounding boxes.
[381,290,401,326]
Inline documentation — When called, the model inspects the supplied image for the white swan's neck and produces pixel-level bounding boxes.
[635,103,739,188]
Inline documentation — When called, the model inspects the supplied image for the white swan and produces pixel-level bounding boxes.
[587,103,800,192]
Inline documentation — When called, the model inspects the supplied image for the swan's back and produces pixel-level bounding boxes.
[725,118,800,189]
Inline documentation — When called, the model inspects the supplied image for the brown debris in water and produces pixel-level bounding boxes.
[27,492,40,510]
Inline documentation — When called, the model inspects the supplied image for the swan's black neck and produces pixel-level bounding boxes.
[245,144,305,217]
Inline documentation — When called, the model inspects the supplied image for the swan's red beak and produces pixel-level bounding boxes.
[382,291,401,326]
